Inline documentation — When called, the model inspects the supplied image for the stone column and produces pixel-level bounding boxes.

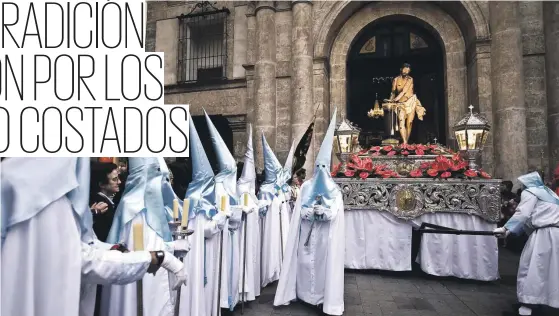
[489,2,528,182]
[544,1,559,177]
[254,1,277,169]
[291,0,314,171]
[520,2,548,175]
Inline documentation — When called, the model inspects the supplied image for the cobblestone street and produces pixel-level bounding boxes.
[230,248,558,316]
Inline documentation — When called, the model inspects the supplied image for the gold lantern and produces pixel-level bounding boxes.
[453,105,491,170]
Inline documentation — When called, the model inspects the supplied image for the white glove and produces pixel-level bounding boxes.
[212,212,229,231]
[161,252,187,290]
[313,205,325,216]
[166,239,191,258]
[493,227,509,239]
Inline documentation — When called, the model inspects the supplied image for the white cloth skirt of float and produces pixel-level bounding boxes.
[344,210,412,271]
[412,213,499,281]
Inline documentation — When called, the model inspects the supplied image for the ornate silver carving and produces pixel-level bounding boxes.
[335,178,502,223]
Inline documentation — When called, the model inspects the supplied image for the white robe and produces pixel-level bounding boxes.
[2,197,82,316]
[100,211,174,316]
[79,240,152,316]
[274,188,345,315]
[260,193,290,287]
[238,197,260,302]
[507,191,559,308]
[204,215,229,316]
[179,213,210,315]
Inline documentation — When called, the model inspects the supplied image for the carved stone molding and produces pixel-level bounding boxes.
[335,178,502,223]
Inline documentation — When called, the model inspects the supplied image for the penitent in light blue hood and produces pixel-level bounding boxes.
[1,158,94,242]
[518,171,559,205]
[106,157,172,243]
[204,109,238,205]
[184,111,217,219]
[260,132,283,200]
[300,108,341,209]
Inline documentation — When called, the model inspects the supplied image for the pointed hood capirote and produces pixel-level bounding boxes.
[237,124,257,199]
[204,110,238,204]
[185,111,217,219]
[260,132,283,199]
[107,157,173,243]
[300,108,340,208]
[518,171,559,206]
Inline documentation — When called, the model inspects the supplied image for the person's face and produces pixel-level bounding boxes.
[401,66,410,76]
[100,169,121,194]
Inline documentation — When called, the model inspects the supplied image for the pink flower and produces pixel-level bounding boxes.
[401,150,410,156]
[416,144,428,151]
[441,171,451,178]
[415,149,425,156]
[480,171,492,179]
[371,152,381,156]
[464,169,477,178]
[344,170,355,177]
[359,172,369,179]
[410,169,423,177]
[387,151,397,156]
[370,146,381,152]
[407,145,416,150]
[427,169,439,177]
[383,145,393,152]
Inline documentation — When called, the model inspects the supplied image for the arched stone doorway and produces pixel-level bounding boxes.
[346,16,445,146]
[311,1,494,171]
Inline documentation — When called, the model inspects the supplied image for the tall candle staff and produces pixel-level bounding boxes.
[216,195,227,316]
[169,198,194,316]
[132,223,144,316]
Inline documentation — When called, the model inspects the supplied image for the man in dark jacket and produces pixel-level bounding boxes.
[89,162,121,242]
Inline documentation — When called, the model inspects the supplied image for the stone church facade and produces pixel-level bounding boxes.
[147,1,559,182]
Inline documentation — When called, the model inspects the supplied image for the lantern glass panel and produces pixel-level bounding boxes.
[455,130,467,150]
[339,134,352,153]
[333,135,341,154]
[466,129,484,150]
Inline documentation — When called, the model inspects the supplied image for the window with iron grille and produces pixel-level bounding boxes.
[177,3,230,84]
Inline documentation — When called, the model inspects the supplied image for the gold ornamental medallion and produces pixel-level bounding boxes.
[395,188,416,211]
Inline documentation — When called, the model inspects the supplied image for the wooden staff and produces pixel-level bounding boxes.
[132,223,144,316]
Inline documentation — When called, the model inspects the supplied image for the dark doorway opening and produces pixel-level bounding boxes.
[347,17,446,147]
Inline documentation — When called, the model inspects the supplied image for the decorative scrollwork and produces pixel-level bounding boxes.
[335,178,502,223]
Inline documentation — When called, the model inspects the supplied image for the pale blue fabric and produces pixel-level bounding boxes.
[300,108,341,208]
[185,111,217,219]
[518,172,559,205]
[106,158,172,244]
[204,110,238,206]
[1,158,79,241]
[67,157,95,240]
[260,133,282,201]
[158,157,183,222]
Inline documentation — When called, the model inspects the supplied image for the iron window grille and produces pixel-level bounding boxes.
[177,2,230,84]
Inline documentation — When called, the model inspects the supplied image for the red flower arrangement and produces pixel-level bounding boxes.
[331,154,399,179]
[363,143,451,157]
[408,154,492,179]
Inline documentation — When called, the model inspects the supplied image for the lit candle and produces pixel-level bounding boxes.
[220,195,227,212]
[182,199,189,228]
[244,193,249,206]
[132,223,144,251]
[173,199,179,220]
